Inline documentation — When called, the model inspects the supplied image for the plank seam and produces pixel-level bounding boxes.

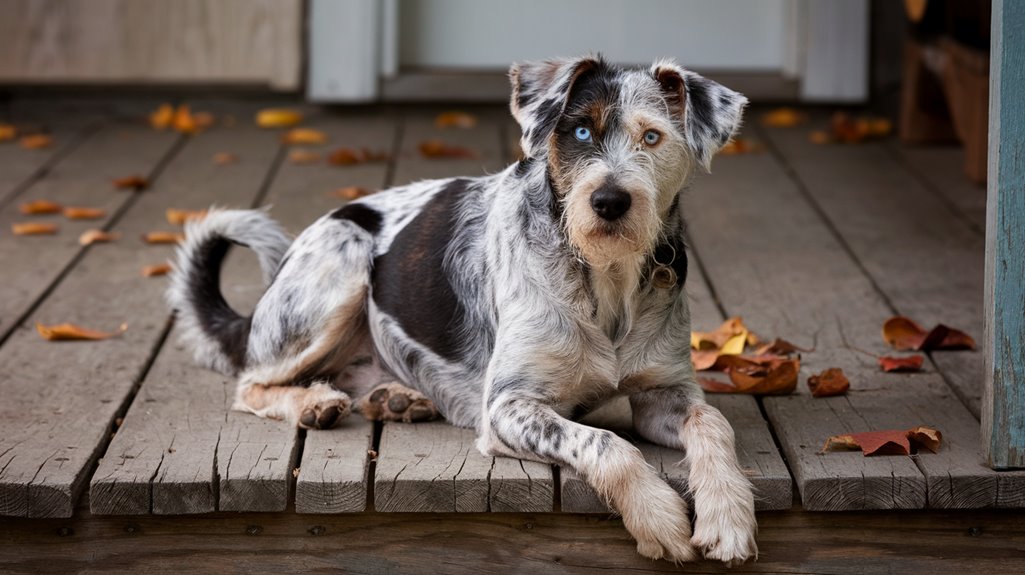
[0,120,103,211]
[884,142,985,236]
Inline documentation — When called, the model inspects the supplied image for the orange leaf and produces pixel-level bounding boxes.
[879,355,924,372]
[36,322,127,341]
[725,359,799,395]
[760,107,806,128]
[719,138,762,155]
[288,149,321,165]
[822,425,942,456]
[64,206,107,220]
[435,111,478,129]
[698,377,739,393]
[807,367,849,397]
[327,147,390,166]
[192,111,215,130]
[79,229,120,246]
[113,175,149,191]
[166,208,207,226]
[256,108,303,128]
[19,200,63,215]
[808,130,832,145]
[142,231,185,244]
[12,222,58,235]
[753,337,810,356]
[171,105,211,134]
[0,123,17,142]
[141,263,172,277]
[20,134,53,150]
[882,316,975,351]
[149,103,174,130]
[419,139,477,159]
[828,113,892,144]
[330,186,374,200]
[213,152,238,165]
[282,128,328,145]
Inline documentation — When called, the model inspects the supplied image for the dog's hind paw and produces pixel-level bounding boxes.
[298,393,352,430]
[357,382,439,423]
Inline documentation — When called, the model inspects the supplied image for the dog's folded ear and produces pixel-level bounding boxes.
[651,60,748,171]
[509,56,602,158]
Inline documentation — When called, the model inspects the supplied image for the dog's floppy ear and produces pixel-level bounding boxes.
[651,60,747,171]
[509,56,601,158]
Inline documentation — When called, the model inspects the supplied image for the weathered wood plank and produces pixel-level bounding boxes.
[983,0,1025,470]
[391,106,509,185]
[0,124,180,342]
[0,122,95,211]
[758,116,1025,502]
[0,130,190,518]
[295,420,374,514]
[4,507,1025,575]
[892,144,987,234]
[687,142,929,510]
[374,421,492,513]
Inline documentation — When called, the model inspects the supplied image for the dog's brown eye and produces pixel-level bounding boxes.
[643,130,661,146]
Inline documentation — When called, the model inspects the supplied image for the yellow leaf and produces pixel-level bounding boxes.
[282,128,327,145]
[256,109,303,128]
[719,332,747,356]
[36,322,127,341]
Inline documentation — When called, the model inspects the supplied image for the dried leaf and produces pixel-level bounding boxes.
[698,377,740,393]
[113,175,149,191]
[192,112,215,130]
[282,128,328,145]
[807,367,849,397]
[150,103,175,130]
[419,139,477,159]
[36,322,127,341]
[213,152,238,165]
[142,231,185,244]
[822,425,942,456]
[166,208,207,226]
[20,134,53,150]
[907,425,942,453]
[0,123,17,142]
[288,149,321,165]
[879,355,924,373]
[12,222,58,235]
[19,200,63,215]
[327,147,390,166]
[435,111,478,129]
[172,105,198,134]
[760,107,806,128]
[64,206,106,220]
[719,138,762,155]
[141,263,172,277]
[79,229,120,246]
[726,359,799,395]
[753,337,810,356]
[691,317,758,351]
[330,186,374,200]
[828,112,893,144]
[882,316,975,351]
[809,130,832,145]
[256,108,303,128]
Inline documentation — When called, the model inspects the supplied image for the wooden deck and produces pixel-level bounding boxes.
[1,99,1023,573]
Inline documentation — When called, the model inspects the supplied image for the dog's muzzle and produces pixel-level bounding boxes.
[590,183,632,221]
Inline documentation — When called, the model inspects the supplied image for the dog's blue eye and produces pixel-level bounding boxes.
[643,130,661,146]
[574,126,592,141]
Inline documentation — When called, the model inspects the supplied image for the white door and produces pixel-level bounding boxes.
[308,0,868,103]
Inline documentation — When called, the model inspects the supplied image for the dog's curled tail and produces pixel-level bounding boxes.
[167,208,290,376]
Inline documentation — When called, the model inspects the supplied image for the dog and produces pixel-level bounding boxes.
[168,56,757,564]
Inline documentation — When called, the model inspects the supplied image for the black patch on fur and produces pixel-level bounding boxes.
[517,87,535,110]
[513,156,535,178]
[372,179,471,363]
[186,237,251,371]
[529,96,564,152]
[652,240,688,288]
[331,203,382,235]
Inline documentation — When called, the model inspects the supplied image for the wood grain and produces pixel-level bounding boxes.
[374,421,493,512]
[295,420,374,514]
[0,0,302,90]
[3,506,1025,574]
[983,0,1025,470]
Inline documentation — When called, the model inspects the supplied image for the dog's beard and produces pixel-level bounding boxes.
[563,185,661,271]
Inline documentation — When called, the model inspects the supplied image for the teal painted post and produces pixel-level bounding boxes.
[983,0,1025,469]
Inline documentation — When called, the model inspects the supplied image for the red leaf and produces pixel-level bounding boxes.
[807,368,849,397]
[882,316,975,351]
[753,337,810,356]
[698,378,738,393]
[879,355,924,372]
[727,359,799,395]
[822,425,942,456]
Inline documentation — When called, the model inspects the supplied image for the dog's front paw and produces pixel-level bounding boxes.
[622,477,698,563]
[691,490,758,566]
[298,387,352,430]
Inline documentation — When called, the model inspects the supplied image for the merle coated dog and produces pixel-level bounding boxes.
[169,56,757,564]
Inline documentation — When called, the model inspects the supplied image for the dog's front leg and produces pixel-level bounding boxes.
[482,388,697,563]
[631,386,758,565]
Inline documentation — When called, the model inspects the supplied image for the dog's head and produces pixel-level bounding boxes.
[510,56,746,269]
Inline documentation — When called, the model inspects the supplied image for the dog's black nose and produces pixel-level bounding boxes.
[590,186,632,221]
